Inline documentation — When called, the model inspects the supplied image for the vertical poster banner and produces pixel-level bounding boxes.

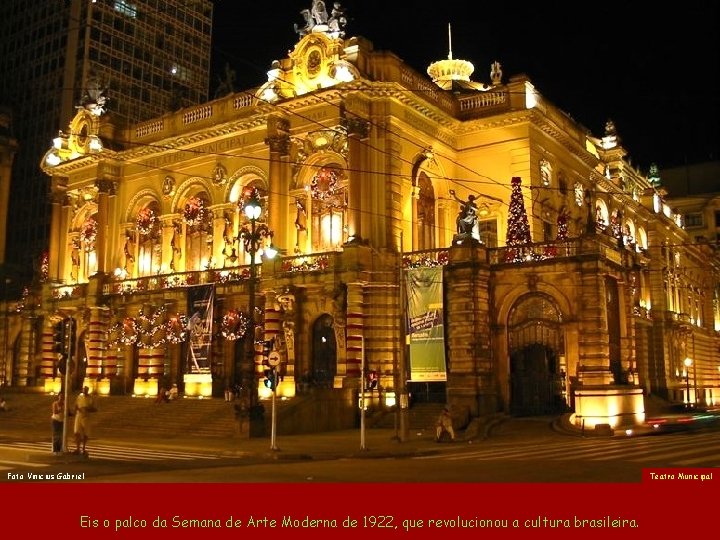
[406,265,447,381]
[186,284,214,374]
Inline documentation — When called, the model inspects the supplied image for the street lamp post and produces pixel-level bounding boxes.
[239,188,277,437]
[684,358,693,408]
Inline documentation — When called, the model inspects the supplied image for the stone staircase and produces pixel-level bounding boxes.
[0,390,444,439]
[370,402,447,432]
[0,391,238,439]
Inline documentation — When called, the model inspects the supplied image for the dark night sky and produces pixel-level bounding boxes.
[209,0,719,173]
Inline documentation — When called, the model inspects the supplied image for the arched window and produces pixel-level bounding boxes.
[595,200,609,231]
[181,192,213,271]
[636,227,648,251]
[623,219,636,248]
[540,159,552,187]
[417,172,436,250]
[310,165,347,251]
[73,212,99,282]
[135,202,162,277]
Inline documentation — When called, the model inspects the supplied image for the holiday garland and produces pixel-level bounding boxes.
[107,317,139,346]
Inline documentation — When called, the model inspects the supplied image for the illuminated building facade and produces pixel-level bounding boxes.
[3,3,719,433]
[0,0,213,280]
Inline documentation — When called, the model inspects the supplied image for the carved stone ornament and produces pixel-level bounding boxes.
[212,163,227,186]
[162,176,176,197]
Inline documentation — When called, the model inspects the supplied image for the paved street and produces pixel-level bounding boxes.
[2,414,718,483]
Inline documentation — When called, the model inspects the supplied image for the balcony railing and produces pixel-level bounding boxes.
[488,240,578,265]
[276,252,333,274]
[101,267,253,296]
[50,283,88,301]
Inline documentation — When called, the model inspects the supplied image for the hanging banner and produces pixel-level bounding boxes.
[186,284,214,374]
[406,266,447,381]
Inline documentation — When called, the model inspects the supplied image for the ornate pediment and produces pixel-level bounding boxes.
[41,109,105,173]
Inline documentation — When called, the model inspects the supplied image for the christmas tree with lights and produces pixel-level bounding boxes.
[544,209,569,258]
[504,176,532,262]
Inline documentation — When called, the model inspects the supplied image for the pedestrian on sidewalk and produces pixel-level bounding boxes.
[156,387,169,403]
[51,393,64,454]
[435,406,455,442]
[73,386,95,455]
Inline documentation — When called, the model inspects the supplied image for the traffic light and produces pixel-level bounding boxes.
[367,370,378,390]
[52,321,66,354]
[263,368,276,391]
[67,318,77,355]
[57,354,69,375]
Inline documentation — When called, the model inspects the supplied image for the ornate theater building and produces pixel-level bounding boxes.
[3,2,719,434]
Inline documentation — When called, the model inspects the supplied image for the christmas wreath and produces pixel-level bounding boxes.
[80,217,98,247]
[221,309,250,341]
[184,196,206,226]
[165,314,189,344]
[136,207,157,236]
[311,167,338,200]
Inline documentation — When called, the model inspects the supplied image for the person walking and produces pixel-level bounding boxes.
[435,406,455,442]
[51,393,65,454]
[73,386,95,455]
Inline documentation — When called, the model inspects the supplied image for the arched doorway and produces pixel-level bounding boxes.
[311,314,336,387]
[508,294,567,416]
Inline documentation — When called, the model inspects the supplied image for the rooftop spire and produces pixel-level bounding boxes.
[448,23,453,60]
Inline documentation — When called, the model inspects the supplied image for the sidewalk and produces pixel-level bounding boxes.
[2,414,506,464]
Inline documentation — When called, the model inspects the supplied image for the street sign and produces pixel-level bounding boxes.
[268,351,281,367]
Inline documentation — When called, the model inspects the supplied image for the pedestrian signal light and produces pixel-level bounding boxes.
[263,369,276,390]
[67,318,77,355]
[57,354,69,375]
[52,321,65,353]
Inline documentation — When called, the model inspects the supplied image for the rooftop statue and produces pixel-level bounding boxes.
[295,1,347,38]
[77,77,108,116]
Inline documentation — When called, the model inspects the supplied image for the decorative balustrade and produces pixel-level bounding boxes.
[402,248,449,268]
[50,283,88,300]
[101,267,254,296]
[277,252,332,273]
[457,91,509,115]
[233,94,255,109]
[488,239,579,264]
[182,105,213,125]
[135,119,164,139]
[632,306,652,320]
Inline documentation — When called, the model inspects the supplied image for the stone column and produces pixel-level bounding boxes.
[85,307,112,393]
[444,243,493,416]
[344,117,369,243]
[94,179,116,275]
[48,187,66,282]
[14,314,39,387]
[437,199,447,248]
[577,262,613,386]
[344,281,366,382]
[265,114,290,252]
[411,185,419,251]
[161,218,175,273]
[212,211,226,268]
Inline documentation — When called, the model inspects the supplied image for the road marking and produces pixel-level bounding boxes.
[0,459,47,468]
[0,442,222,462]
[413,431,720,465]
